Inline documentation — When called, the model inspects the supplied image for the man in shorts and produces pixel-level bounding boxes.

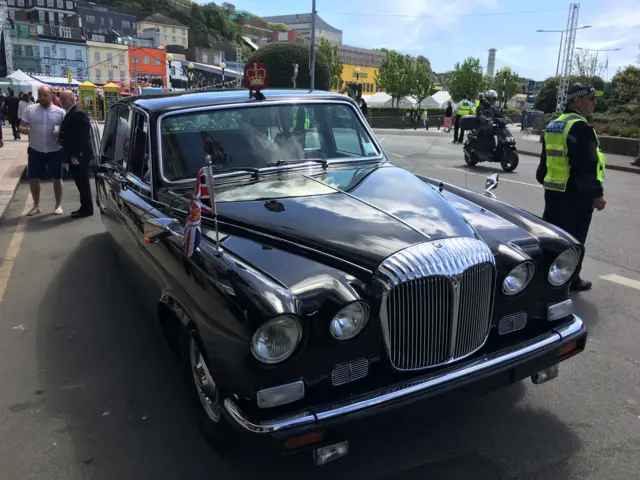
[19,85,66,216]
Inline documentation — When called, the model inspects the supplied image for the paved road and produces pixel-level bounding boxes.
[0,134,639,479]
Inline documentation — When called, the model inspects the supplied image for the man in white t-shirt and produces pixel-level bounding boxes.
[19,85,66,216]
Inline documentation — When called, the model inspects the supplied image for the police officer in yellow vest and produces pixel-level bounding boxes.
[453,95,472,144]
[292,106,310,132]
[536,83,606,292]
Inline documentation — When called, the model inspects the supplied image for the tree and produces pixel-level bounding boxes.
[572,49,606,79]
[246,42,330,90]
[609,66,640,106]
[448,57,484,101]
[534,75,606,113]
[415,55,432,71]
[493,68,520,107]
[318,37,343,91]
[375,50,413,106]
[412,60,434,107]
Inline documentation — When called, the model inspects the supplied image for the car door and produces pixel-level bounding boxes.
[97,104,134,256]
[121,108,161,311]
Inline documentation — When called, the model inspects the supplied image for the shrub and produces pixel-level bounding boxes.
[246,43,330,91]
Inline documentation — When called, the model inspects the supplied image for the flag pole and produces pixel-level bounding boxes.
[203,154,223,257]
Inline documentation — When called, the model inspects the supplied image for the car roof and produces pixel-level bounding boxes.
[118,89,356,113]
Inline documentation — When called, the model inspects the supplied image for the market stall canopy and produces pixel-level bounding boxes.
[421,91,452,108]
[30,74,80,87]
[361,92,393,107]
[6,69,47,95]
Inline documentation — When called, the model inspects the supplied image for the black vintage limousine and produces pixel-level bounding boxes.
[95,89,587,465]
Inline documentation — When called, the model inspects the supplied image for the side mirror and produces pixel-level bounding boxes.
[484,173,499,198]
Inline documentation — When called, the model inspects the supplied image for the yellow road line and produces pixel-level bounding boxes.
[0,195,31,303]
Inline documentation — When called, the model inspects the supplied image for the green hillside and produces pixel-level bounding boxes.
[95,0,248,49]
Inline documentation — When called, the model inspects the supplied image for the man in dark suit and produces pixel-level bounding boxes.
[59,90,94,217]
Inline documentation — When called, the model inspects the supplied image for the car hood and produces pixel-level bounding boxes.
[214,164,477,272]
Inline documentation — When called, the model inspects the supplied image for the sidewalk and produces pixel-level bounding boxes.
[0,126,29,221]
[372,126,640,175]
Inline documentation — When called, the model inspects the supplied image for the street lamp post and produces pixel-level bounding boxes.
[354,67,361,84]
[536,25,592,77]
[576,47,621,79]
[166,53,173,90]
[220,62,226,88]
[187,62,195,90]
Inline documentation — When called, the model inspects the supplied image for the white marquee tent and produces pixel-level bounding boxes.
[6,70,47,96]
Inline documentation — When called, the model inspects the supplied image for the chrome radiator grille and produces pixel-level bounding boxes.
[376,237,496,371]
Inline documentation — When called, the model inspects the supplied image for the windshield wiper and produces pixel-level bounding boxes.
[269,159,328,168]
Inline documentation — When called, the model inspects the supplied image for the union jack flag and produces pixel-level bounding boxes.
[184,168,213,258]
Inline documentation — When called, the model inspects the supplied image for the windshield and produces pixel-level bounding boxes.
[160,102,380,181]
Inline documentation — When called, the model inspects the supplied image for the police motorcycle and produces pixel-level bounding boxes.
[462,90,519,172]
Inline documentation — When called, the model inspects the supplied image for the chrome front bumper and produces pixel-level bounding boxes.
[223,315,586,435]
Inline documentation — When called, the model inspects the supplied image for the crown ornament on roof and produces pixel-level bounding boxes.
[246,62,266,86]
[243,60,269,99]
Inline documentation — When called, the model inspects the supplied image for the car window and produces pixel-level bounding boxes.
[160,102,380,181]
[114,106,132,165]
[99,107,119,163]
[327,105,377,156]
[128,110,150,184]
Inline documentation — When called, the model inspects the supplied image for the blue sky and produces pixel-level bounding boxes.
[216,0,639,81]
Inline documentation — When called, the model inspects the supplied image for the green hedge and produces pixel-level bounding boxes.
[368,107,521,117]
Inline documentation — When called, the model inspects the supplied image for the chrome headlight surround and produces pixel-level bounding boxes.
[330,301,370,340]
[251,315,302,364]
[502,261,535,296]
[548,247,581,286]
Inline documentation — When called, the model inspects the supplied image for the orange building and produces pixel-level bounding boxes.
[128,46,168,88]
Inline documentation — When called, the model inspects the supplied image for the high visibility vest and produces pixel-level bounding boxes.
[543,112,606,192]
[292,106,310,130]
[471,99,480,114]
[457,100,472,116]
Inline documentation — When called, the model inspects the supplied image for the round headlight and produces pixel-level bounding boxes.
[330,302,370,340]
[549,247,581,286]
[503,262,535,295]
[251,315,302,364]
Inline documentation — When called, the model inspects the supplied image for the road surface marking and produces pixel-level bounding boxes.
[378,137,385,142]
[600,274,640,291]
[434,165,542,188]
[0,196,31,306]
[387,152,405,158]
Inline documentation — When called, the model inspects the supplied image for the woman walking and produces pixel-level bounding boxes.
[444,101,453,132]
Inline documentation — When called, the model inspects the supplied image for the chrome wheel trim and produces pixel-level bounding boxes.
[189,338,221,423]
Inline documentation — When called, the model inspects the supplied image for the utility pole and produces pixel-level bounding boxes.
[309,0,317,91]
[556,3,580,111]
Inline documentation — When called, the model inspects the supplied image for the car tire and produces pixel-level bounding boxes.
[180,331,239,454]
[501,150,519,172]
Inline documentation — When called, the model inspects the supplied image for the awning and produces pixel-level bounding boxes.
[30,74,80,86]
[241,36,259,51]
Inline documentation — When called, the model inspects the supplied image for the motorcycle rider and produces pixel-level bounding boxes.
[474,90,499,148]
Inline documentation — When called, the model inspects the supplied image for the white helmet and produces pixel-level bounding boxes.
[485,90,498,103]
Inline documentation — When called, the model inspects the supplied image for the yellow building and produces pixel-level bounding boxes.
[86,41,130,85]
[137,14,190,49]
[337,64,380,94]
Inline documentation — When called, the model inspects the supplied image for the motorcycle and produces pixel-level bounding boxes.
[461,114,519,172]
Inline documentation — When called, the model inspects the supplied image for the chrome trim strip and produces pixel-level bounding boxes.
[555,314,585,338]
[155,99,385,185]
[222,315,585,434]
[303,174,431,240]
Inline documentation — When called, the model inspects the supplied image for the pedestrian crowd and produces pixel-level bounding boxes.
[0,85,95,218]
